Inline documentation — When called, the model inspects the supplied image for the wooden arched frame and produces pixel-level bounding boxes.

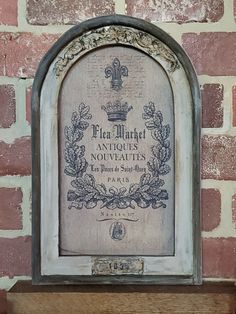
[32,15,201,284]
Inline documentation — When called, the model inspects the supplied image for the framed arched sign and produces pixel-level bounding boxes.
[32,15,201,284]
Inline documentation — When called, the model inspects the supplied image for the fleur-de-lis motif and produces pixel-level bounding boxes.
[105,58,128,91]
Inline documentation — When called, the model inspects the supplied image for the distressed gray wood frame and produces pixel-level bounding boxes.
[32,15,201,285]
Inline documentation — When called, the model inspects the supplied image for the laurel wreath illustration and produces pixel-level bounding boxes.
[64,101,171,210]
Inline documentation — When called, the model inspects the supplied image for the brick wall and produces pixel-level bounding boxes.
[0,0,235,292]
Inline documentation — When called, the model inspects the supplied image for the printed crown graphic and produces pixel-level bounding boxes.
[101,100,133,121]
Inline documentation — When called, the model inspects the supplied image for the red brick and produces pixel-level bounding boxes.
[26,0,115,25]
[126,0,224,23]
[0,33,59,78]
[0,236,31,278]
[0,188,23,230]
[203,237,236,278]
[232,194,236,228]
[0,290,7,314]
[0,0,17,26]
[26,86,32,124]
[182,33,236,76]
[232,86,236,127]
[201,84,223,128]
[201,189,221,232]
[201,135,236,180]
[0,137,31,176]
[0,85,16,128]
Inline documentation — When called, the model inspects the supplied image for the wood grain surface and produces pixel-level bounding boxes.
[7,281,236,314]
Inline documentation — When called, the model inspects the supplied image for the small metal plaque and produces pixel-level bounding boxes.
[92,257,144,275]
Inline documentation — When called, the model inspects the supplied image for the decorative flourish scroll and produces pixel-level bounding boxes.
[65,102,171,210]
[54,26,179,76]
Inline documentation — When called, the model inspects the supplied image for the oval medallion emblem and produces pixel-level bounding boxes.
[109,221,126,241]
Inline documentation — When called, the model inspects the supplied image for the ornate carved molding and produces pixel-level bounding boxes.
[54,26,180,77]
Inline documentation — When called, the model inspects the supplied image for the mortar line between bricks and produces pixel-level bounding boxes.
[115,0,125,14]
[16,80,31,130]
[201,129,232,136]
[202,227,236,239]
[216,185,236,235]
[221,82,233,131]
[17,0,23,28]
[20,183,32,236]
[0,176,31,186]
[0,22,236,35]
[1,18,236,35]
[202,230,236,238]
[0,77,20,84]
[201,179,236,189]
[220,0,235,25]
[0,125,31,143]
[17,0,29,30]
[0,25,66,34]
[0,230,31,238]
[153,20,236,35]
[203,278,236,282]
[0,78,33,87]
[202,127,236,136]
